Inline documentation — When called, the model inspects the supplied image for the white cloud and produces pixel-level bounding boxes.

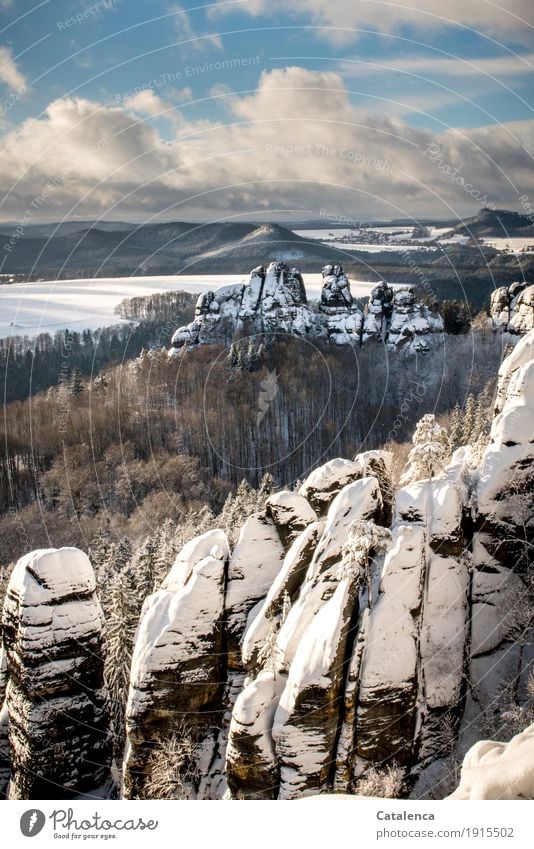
[171,3,223,52]
[0,67,532,221]
[124,89,187,129]
[211,0,534,44]
[340,52,534,79]
[0,45,27,91]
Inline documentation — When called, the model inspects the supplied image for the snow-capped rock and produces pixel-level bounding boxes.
[1,548,111,799]
[226,670,284,799]
[395,478,466,555]
[265,490,317,548]
[298,457,363,515]
[362,282,442,353]
[225,513,285,669]
[124,538,228,798]
[356,524,425,768]
[273,573,360,799]
[241,521,324,671]
[490,282,534,335]
[448,723,534,799]
[493,326,534,414]
[168,264,443,354]
[477,335,534,565]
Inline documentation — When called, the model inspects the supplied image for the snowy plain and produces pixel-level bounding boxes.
[0,274,380,340]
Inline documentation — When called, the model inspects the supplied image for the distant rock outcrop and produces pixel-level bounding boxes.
[490,282,534,335]
[169,263,443,355]
[1,548,112,799]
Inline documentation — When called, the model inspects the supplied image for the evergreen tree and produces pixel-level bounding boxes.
[104,567,139,763]
[341,520,392,608]
[448,403,463,450]
[69,367,84,396]
[463,394,477,444]
[401,413,450,483]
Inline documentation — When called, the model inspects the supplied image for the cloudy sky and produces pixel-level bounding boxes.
[0,0,533,223]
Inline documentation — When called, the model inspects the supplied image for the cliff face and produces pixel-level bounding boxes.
[122,333,534,799]
[168,262,443,356]
[0,548,112,799]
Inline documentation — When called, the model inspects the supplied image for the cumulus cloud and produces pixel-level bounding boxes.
[0,45,27,91]
[212,0,534,44]
[0,67,532,221]
[124,88,192,130]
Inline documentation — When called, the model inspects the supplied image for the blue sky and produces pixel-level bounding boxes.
[0,0,533,221]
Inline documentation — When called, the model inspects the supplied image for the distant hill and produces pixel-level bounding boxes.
[0,220,356,277]
[443,207,534,239]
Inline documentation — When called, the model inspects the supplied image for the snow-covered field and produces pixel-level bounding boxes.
[293,227,470,252]
[481,236,534,252]
[0,274,380,339]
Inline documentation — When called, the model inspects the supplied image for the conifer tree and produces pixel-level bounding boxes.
[401,413,450,483]
[69,367,84,396]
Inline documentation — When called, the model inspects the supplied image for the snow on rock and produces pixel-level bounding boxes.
[355,450,394,522]
[1,548,111,799]
[509,284,534,335]
[395,478,466,555]
[168,264,443,354]
[226,670,285,799]
[477,334,534,565]
[421,555,469,710]
[334,609,369,791]
[489,282,534,336]
[169,262,316,352]
[417,554,470,762]
[471,534,526,657]
[276,478,383,668]
[493,325,534,414]
[241,521,324,671]
[298,457,363,515]
[447,723,534,799]
[319,264,363,344]
[311,477,384,573]
[124,539,227,799]
[356,525,425,767]
[161,529,229,592]
[362,283,443,353]
[265,490,317,548]
[273,574,360,799]
[225,513,285,669]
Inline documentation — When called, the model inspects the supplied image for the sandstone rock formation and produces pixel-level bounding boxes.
[490,282,534,335]
[124,530,228,798]
[1,548,112,799]
[362,282,443,352]
[169,263,443,354]
[108,332,534,799]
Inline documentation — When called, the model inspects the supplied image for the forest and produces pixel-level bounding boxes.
[0,310,503,574]
[0,291,197,403]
